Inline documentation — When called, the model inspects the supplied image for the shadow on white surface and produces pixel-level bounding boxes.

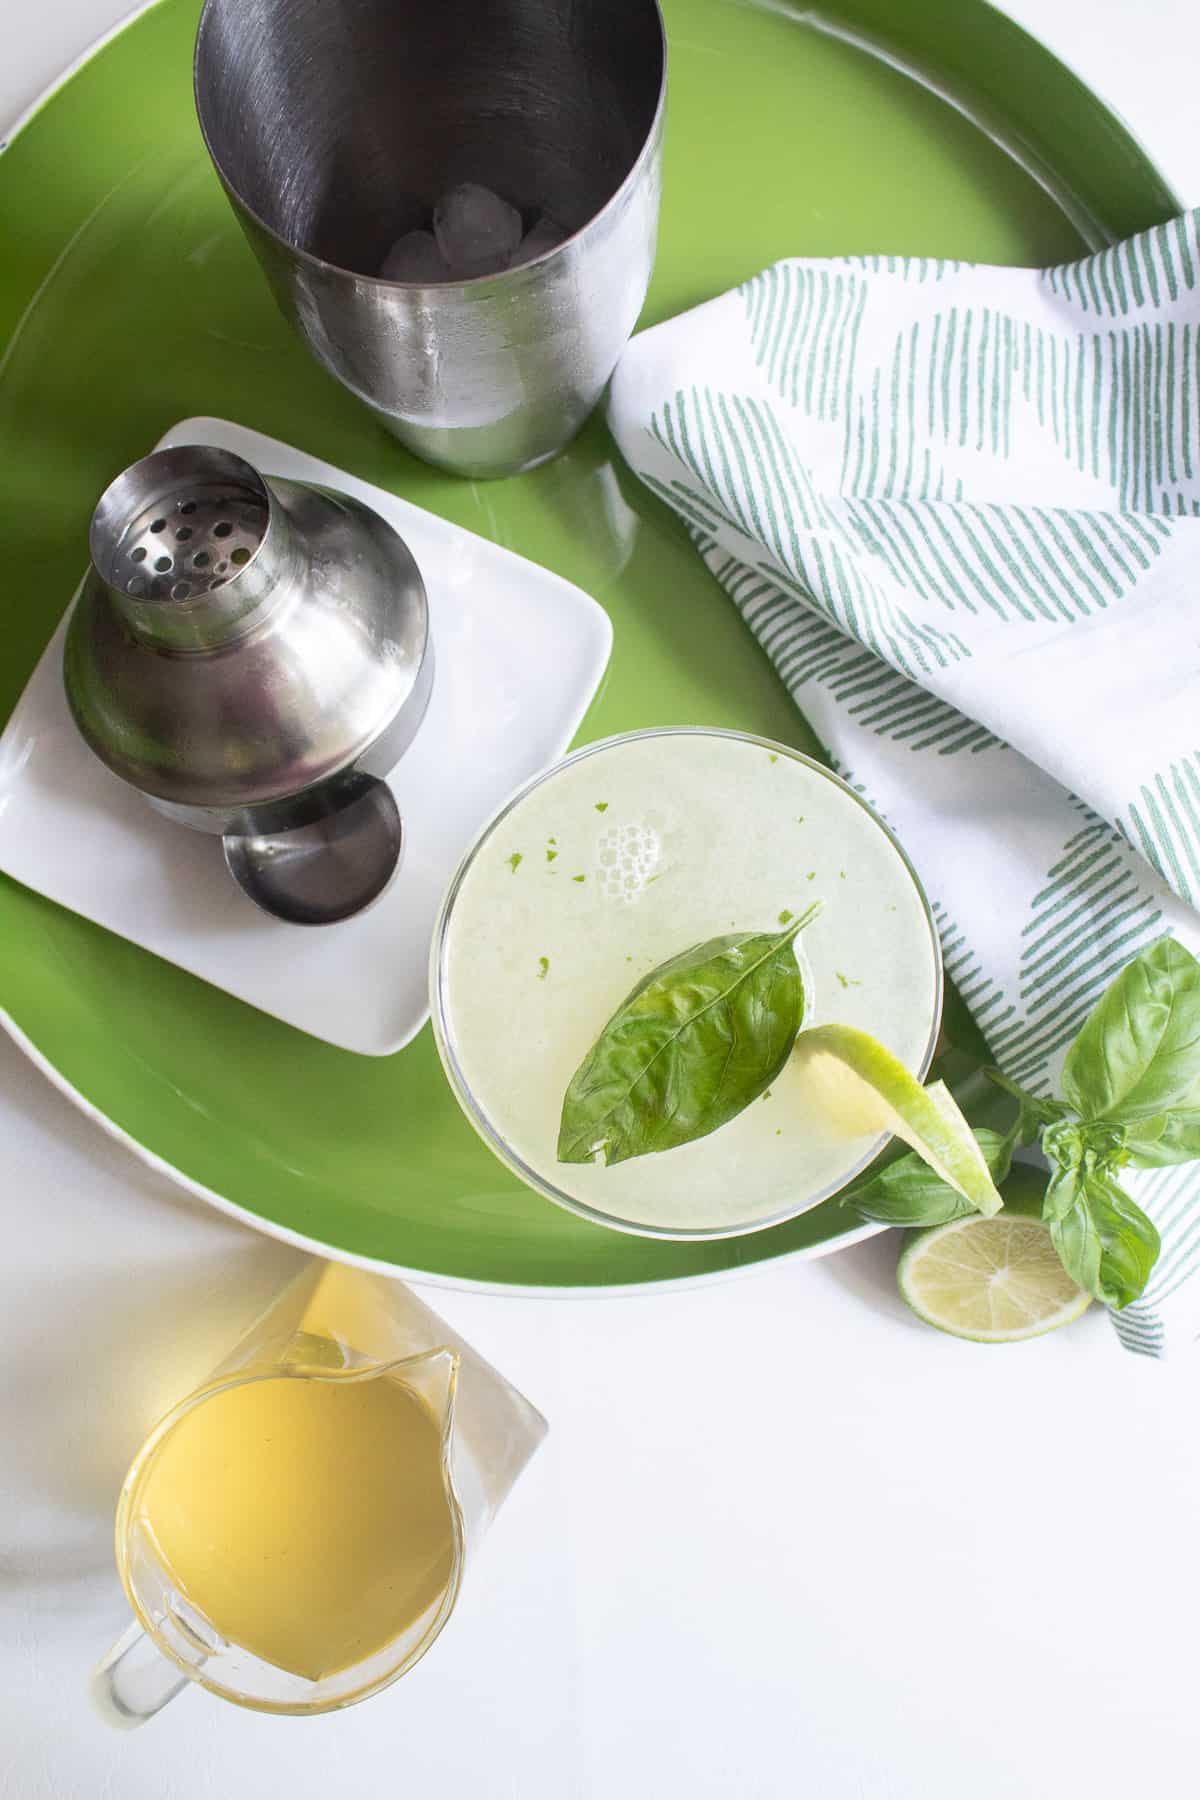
[0,1241,303,1588]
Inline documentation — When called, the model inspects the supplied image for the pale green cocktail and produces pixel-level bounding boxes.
[432,729,942,1238]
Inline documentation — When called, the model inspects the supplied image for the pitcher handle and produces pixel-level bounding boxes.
[90,1621,189,1728]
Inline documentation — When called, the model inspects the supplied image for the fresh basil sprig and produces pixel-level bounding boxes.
[843,936,1200,1310]
[558,902,820,1167]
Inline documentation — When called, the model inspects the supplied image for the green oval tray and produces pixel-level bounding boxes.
[0,0,1177,1290]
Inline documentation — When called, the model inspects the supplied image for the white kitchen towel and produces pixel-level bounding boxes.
[608,212,1200,1356]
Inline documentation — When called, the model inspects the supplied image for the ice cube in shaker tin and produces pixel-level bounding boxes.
[512,213,568,266]
[380,230,453,283]
[433,183,523,277]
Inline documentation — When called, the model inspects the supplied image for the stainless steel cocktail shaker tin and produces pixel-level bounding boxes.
[194,0,667,478]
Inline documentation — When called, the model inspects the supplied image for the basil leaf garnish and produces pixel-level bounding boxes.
[843,1127,1013,1227]
[557,904,819,1166]
[1061,935,1200,1126]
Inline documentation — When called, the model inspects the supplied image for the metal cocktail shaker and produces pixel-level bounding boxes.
[193,0,667,479]
[64,446,432,924]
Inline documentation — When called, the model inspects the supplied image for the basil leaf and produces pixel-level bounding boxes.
[1049,1195,1102,1300]
[1119,1109,1200,1167]
[1041,1160,1083,1224]
[843,1127,1012,1227]
[1061,936,1200,1126]
[557,906,818,1166]
[1050,1171,1160,1310]
[1041,1118,1087,1177]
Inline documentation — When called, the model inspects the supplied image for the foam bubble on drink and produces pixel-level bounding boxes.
[597,821,662,903]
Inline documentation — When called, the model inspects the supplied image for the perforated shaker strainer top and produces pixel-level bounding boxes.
[107,481,268,602]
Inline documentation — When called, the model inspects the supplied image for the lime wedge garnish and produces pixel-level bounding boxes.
[791,1022,1003,1216]
[897,1215,1092,1342]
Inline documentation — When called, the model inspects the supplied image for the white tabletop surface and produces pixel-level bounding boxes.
[3,5,1200,1797]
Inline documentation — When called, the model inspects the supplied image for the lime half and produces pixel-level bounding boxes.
[898,1214,1092,1342]
[791,1023,1003,1216]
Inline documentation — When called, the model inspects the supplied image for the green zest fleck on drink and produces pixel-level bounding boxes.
[432,730,942,1238]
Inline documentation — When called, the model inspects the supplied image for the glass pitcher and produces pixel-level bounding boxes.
[90,1261,546,1724]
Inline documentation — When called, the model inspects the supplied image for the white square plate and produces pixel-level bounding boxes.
[0,419,611,1054]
